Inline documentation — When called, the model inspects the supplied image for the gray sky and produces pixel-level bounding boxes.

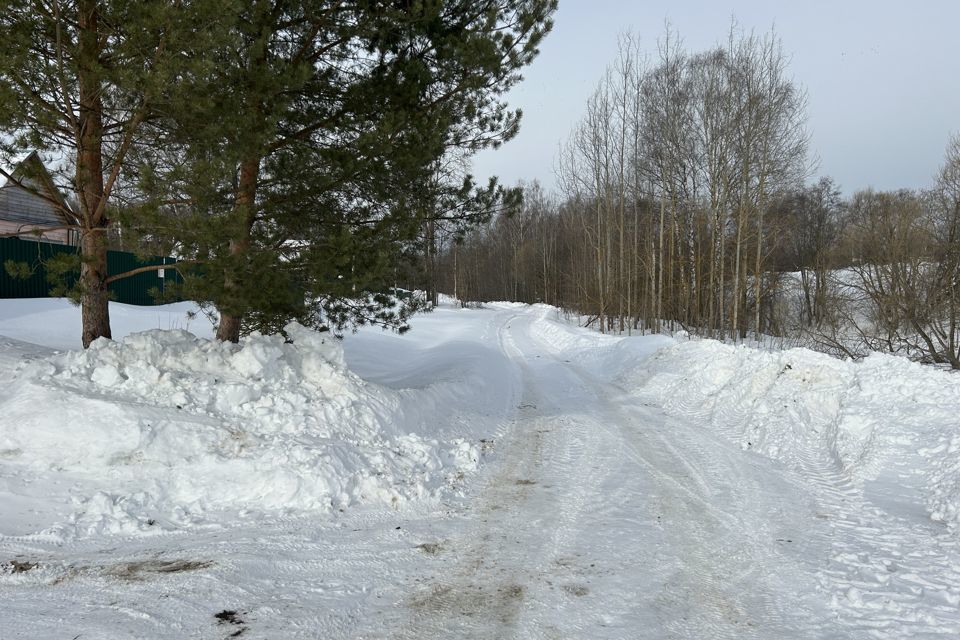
[471,0,960,195]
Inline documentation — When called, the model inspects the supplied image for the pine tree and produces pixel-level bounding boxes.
[0,1,216,347]
[134,0,556,342]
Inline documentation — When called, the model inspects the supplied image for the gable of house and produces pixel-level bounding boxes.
[0,152,77,244]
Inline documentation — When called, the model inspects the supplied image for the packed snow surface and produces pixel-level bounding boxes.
[1,298,960,638]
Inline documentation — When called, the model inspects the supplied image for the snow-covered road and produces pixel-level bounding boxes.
[3,301,960,638]
[380,308,832,638]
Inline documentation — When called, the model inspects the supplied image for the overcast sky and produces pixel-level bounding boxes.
[470,0,960,195]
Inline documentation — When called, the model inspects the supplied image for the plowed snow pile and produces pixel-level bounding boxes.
[0,323,478,540]
[623,339,960,528]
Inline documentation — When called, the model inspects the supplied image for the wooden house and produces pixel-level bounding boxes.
[0,152,79,245]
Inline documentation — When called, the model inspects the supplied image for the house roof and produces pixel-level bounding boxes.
[0,152,77,228]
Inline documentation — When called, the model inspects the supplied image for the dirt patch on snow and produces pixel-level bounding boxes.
[2,560,36,574]
[107,558,213,580]
[410,581,527,625]
[416,542,442,555]
[214,609,248,637]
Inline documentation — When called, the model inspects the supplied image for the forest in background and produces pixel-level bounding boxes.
[416,28,960,369]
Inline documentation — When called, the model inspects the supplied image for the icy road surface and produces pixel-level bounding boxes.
[2,301,960,638]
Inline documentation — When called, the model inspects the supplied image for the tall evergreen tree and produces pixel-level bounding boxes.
[0,0,214,347]
[134,0,556,341]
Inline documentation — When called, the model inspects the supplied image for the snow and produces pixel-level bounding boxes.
[622,338,960,529]
[2,297,960,637]
[0,304,482,541]
[0,297,213,350]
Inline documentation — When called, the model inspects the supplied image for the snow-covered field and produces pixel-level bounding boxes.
[2,298,960,638]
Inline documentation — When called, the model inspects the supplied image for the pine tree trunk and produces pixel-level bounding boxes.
[77,0,111,348]
[216,314,243,343]
[80,230,111,348]
[216,157,260,343]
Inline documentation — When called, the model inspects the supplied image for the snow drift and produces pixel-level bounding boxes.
[517,304,960,531]
[622,338,960,529]
[0,323,479,540]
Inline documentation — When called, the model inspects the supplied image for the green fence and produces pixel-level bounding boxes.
[0,237,183,306]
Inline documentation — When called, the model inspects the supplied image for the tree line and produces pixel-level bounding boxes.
[0,0,556,347]
[433,28,960,369]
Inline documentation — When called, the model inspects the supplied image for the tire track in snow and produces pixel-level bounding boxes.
[393,311,608,638]
[614,319,960,637]
[556,360,825,638]
[392,309,831,638]
[784,427,960,637]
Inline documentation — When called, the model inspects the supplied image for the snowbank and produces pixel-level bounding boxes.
[526,304,674,381]
[0,323,479,540]
[624,338,960,528]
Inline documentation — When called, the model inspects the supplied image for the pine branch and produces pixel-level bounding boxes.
[105,259,194,285]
